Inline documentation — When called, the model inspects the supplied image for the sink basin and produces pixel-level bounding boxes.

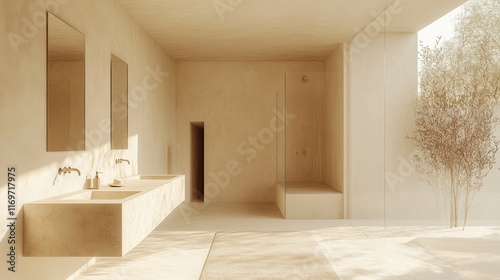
[60,190,140,200]
[140,175,177,180]
[121,174,179,186]
[127,174,178,180]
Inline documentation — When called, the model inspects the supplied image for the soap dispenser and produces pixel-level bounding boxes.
[93,171,102,189]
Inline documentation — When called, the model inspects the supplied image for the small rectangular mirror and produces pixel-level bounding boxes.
[110,55,128,149]
[46,13,85,151]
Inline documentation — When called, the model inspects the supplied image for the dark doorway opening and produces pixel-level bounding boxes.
[191,122,204,202]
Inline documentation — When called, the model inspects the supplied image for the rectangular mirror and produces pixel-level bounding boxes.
[110,55,128,149]
[46,13,85,151]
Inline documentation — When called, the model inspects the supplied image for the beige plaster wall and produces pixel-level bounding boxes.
[383,33,427,220]
[176,61,324,202]
[349,32,421,220]
[349,31,391,220]
[0,0,175,279]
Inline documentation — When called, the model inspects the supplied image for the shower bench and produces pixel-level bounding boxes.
[276,182,343,219]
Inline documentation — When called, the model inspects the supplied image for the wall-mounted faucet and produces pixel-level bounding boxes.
[58,167,81,176]
[115,158,130,165]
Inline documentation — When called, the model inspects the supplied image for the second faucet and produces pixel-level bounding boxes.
[115,158,130,165]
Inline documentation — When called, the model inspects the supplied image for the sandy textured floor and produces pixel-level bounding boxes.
[75,202,500,280]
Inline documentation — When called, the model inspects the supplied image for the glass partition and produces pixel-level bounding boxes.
[276,78,286,218]
[275,0,499,232]
[384,0,500,229]
[281,71,344,219]
[275,0,499,277]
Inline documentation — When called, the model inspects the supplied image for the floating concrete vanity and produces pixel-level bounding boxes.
[23,174,185,257]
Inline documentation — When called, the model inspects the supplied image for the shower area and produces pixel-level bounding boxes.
[276,71,344,219]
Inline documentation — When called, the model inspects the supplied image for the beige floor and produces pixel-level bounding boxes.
[75,202,500,280]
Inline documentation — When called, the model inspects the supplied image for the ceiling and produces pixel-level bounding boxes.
[118,0,467,61]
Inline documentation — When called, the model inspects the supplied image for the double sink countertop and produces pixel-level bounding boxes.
[24,174,185,257]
